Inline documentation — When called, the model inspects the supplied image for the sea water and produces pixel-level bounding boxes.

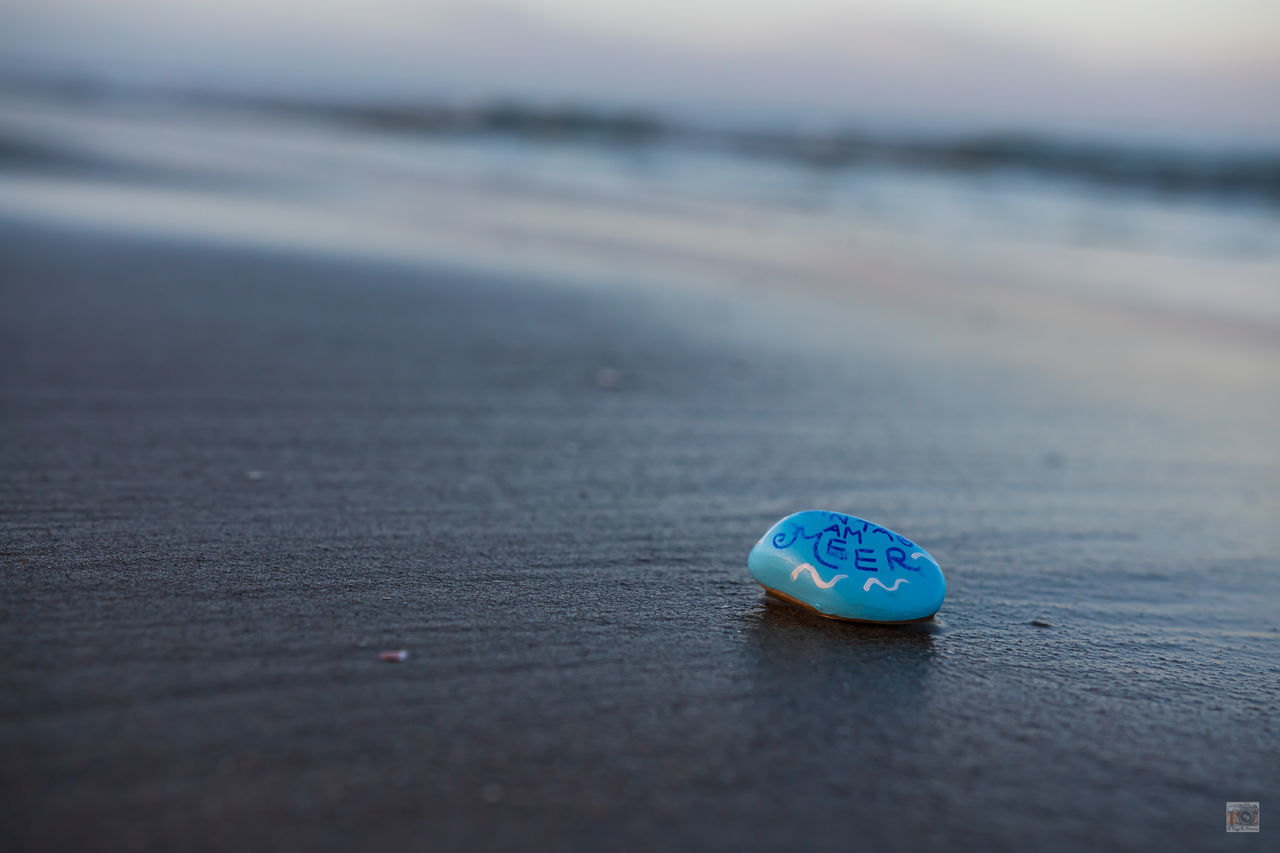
[1,86,1277,327]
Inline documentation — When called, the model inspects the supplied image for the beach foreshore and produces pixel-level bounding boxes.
[1,217,1277,852]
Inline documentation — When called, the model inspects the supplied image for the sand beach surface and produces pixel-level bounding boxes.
[1,92,1278,851]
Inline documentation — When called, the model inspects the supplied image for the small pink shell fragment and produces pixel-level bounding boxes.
[379,649,408,662]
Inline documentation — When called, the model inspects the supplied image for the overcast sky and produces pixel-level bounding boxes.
[2,0,1277,141]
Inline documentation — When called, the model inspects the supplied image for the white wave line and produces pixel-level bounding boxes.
[790,563,847,589]
[910,552,937,564]
[863,577,909,592]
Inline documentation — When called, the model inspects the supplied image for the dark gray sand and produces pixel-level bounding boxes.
[2,221,1277,851]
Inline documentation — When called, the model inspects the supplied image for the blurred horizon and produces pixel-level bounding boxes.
[1,0,1278,148]
[2,0,1278,332]
[5,73,1277,204]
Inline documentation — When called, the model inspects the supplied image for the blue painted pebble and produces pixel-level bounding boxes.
[748,510,945,623]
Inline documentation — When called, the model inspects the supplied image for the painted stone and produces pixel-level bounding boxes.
[748,510,945,623]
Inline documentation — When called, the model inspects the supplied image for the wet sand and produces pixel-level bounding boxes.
[2,219,1277,851]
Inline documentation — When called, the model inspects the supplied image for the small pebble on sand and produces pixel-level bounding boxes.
[595,367,622,389]
[379,649,408,662]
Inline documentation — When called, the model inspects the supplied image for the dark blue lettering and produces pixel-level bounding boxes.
[886,547,914,572]
[854,548,878,572]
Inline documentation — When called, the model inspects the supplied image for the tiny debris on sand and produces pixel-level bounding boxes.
[1029,619,1052,628]
[379,649,408,662]
[594,367,622,389]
